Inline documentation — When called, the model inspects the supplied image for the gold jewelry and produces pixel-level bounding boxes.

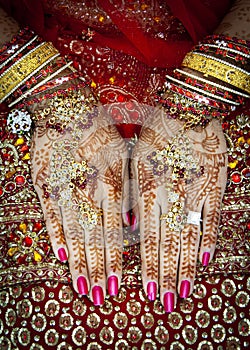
[0,42,59,103]
[182,52,250,94]
[175,68,250,99]
[9,61,73,108]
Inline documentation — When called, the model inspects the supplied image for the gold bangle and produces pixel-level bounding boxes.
[182,52,250,94]
[0,42,59,103]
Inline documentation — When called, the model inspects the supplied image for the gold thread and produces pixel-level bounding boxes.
[182,52,250,94]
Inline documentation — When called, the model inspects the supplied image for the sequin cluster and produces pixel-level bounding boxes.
[45,139,101,230]
[0,112,51,265]
[0,273,249,349]
[147,131,204,231]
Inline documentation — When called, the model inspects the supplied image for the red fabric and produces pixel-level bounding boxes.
[0,0,232,68]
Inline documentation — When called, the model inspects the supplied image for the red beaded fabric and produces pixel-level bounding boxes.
[0,0,250,349]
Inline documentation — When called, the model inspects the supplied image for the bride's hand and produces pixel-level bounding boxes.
[30,87,128,305]
[132,108,227,312]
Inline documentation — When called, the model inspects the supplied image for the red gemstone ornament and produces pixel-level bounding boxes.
[23,236,33,247]
[231,172,241,183]
[15,175,25,185]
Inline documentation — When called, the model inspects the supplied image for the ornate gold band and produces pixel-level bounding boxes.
[182,52,250,94]
[0,42,59,102]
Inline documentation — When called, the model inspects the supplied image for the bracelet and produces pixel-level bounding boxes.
[166,74,240,106]
[175,68,250,99]
[182,52,250,94]
[9,61,74,107]
[0,42,59,103]
[0,35,38,71]
[199,43,250,59]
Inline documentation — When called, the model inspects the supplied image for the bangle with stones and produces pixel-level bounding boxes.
[175,68,250,99]
[173,70,245,105]
[165,74,240,106]
[0,42,59,103]
[182,52,250,94]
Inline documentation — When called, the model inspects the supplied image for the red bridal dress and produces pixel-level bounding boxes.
[0,1,249,349]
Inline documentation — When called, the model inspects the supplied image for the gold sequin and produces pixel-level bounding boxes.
[182,325,198,345]
[16,299,32,318]
[59,313,74,330]
[168,312,183,330]
[126,299,141,316]
[155,325,169,344]
[72,326,86,346]
[141,339,157,350]
[44,329,59,346]
[211,324,226,343]
[99,326,114,345]
[221,279,237,297]
[113,312,128,329]
[87,313,100,328]
[223,306,237,324]
[31,286,45,302]
[72,299,87,316]
[127,326,142,343]
[141,313,154,328]
[208,295,222,311]
[195,310,210,328]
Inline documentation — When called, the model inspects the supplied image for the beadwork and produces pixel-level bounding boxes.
[148,131,204,231]
[46,139,101,230]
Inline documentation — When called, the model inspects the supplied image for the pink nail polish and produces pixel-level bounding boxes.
[77,276,88,295]
[147,281,157,301]
[164,292,174,313]
[131,215,137,232]
[180,280,190,298]
[202,252,210,266]
[92,286,104,306]
[58,247,67,262]
[108,275,118,296]
[126,212,131,225]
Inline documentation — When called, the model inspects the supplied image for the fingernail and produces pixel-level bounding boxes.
[164,292,174,313]
[147,281,157,301]
[77,276,88,295]
[126,212,131,225]
[202,252,210,266]
[58,247,67,262]
[92,286,104,306]
[180,280,190,298]
[108,275,118,296]
[131,215,137,232]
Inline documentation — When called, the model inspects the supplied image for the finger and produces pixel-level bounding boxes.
[134,157,162,301]
[85,212,106,306]
[60,205,89,295]
[178,222,201,298]
[103,205,123,297]
[199,164,227,266]
[159,189,183,312]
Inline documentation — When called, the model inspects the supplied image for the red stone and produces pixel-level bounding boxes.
[20,144,29,152]
[231,172,241,183]
[33,222,43,232]
[0,187,3,196]
[5,182,16,192]
[15,175,25,185]
[23,236,33,247]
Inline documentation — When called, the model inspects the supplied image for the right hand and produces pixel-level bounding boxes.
[131,107,228,312]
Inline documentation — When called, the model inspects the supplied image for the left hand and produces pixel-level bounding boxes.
[131,107,228,312]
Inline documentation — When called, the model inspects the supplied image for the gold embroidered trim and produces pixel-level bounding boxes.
[0,42,59,102]
[182,52,250,94]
